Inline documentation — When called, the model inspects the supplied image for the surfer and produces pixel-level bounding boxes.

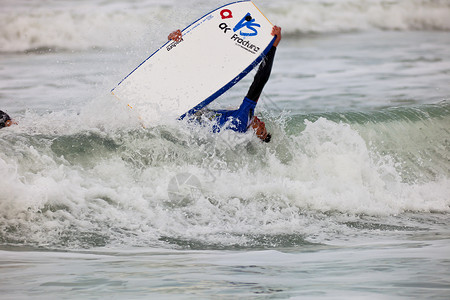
[169,26,282,143]
[0,110,16,129]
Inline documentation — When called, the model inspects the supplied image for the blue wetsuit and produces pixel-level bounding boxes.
[200,46,276,133]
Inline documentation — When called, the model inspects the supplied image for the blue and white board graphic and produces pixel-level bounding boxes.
[111,0,275,125]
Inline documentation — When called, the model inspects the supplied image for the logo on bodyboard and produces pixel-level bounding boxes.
[166,38,184,52]
[220,9,233,19]
[218,9,261,54]
[233,13,260,37]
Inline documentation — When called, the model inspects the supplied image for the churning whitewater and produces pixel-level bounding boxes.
[1,100,448,248]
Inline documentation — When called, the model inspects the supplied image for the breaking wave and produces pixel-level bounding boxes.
[0,99,448,249]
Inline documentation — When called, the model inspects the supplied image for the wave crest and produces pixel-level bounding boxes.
[1,0,450,53]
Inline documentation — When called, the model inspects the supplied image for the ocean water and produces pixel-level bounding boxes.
[1,0,449,299]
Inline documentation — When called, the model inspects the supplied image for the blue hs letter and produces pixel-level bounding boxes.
[233,13,261,37]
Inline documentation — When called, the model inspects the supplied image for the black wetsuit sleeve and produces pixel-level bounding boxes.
[245,46,277,103]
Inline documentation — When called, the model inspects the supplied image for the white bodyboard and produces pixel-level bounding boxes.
[111,0,274,125]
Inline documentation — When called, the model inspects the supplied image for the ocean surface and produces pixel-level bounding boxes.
[1,0,449,299]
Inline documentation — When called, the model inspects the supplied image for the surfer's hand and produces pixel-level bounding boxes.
[168,30,182,42]
[271,26,281,47]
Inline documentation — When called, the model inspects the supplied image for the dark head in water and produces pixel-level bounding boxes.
[0,110,15,128]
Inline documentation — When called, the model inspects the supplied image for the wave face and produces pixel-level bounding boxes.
[1,0,450,53]
[265,0,450,35]
[0,99,448,249]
